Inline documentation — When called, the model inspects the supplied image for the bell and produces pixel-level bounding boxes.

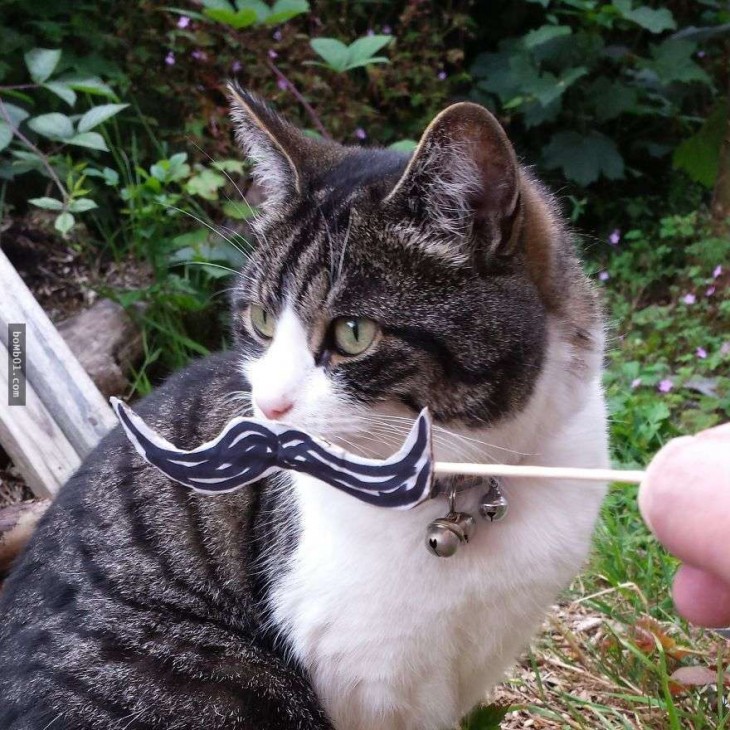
[450,511,476,543]
[425,516,465,558]
[478,478,508,522]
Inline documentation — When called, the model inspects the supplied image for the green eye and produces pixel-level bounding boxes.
[333,317,379,356]
[250,304,276,339]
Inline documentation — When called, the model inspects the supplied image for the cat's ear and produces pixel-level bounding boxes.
[227,84,311,209]
[385,102,521,258]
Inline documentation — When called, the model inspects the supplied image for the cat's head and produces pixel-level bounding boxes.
[228,86,599,448]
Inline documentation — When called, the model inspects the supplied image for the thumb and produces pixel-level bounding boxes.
[638,424,730,585]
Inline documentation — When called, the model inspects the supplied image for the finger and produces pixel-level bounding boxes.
[638,429,730,584]
[696,422,730,442]
[672,564,730,628]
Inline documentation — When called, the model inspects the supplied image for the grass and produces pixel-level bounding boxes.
[490,503,730,729]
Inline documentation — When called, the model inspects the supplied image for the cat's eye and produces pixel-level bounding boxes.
[250,304,276,340]
[332,317,378,356]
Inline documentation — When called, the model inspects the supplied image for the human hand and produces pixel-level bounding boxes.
[638,423,730,628]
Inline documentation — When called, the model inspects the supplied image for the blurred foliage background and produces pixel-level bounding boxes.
[1,2,730,726]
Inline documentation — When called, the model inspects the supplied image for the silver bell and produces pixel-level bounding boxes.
[425,517,464,558]
[478,478,508,522]
[450,511,476,543]
[425,511,475,558]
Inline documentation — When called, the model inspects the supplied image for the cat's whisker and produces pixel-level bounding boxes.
[159,202,250,259]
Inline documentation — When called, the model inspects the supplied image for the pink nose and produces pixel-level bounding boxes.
[256,397,294,421]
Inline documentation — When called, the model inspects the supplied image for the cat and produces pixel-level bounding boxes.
[0,86,609,730]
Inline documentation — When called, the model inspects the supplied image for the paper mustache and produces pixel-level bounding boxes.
[111,398,435,509]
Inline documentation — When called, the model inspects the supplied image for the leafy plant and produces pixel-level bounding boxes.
[195,0,309,29]
[0,47,125,234]
[309,35,392,73]
[470,0,718,189]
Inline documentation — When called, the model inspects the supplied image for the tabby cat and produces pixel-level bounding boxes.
[0,87,609,730]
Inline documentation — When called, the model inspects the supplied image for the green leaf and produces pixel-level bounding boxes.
[27,112,75,140]
[43,82,77,106]
[67,132,109,151]
[29,196,64,211]
[346,35,392,66]
[673,102,727,188]
[185,168,226,200]
[388,139,418,153]
[0,103,30,126]
[543,130,624,186]
[54,212,75,235]
[613,0,676,34]
[61,76,116,98]
[199,0,232,8]
[222,200,256,219]
[523,25,571,49]
[103,167,120,185]
[0,122,11,152]
[342,56,389,71]
[524,66,587,107]
[203,7,259,28]
[642,40,711,86]
[77,103,129,133]
[266,0,309,24]
[24,48,61,83]
[587,78,639,121]
[310,38,350,72]
[68,197,98,213]
[212,159,245,174]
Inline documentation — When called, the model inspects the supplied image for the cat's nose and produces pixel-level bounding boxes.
[256,396,294,422]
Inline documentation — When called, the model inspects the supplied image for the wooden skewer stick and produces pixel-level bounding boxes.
[434,462,646,484]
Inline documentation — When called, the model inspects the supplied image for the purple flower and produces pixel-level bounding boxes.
[367,28,375,36]
[382,25,392,35]
[598,271,610,282]
[354,127,367,140]
[273,29,282,42]
[437,70,447,81]
[177,15,190,29]
[191,49,207,61]
[658,379,673,393]
[268,49,278,59]
[682,293,696,305]
[713,265,723,278]
[277,78,289,91]
[231,60,243,73]
[697,50,706,58]
[696,347,707,359]
[631,377,641,389]
[722,342,730,356]
[608,228,621,246]
[165,51,175,66]
[707,285,716,297]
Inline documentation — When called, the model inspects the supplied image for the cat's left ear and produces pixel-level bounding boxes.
[385,102,521,258]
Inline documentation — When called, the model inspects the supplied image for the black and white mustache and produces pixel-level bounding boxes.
[111,398,435,509]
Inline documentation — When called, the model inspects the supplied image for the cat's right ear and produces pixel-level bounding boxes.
[227,84,309,210]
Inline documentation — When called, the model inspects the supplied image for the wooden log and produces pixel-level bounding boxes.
[0,339,81,498]
[58,298,143,398]
[0,499,50,577]
[0,248,116,458]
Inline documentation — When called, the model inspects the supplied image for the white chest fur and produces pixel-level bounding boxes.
[269,374,609,730]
